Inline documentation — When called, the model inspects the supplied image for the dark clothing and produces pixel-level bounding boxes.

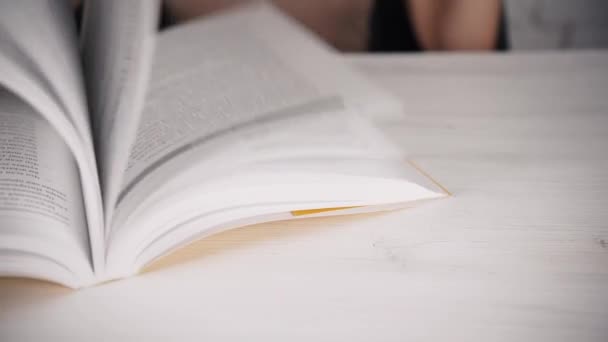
[369,0,509,52]
[369,0,421,51]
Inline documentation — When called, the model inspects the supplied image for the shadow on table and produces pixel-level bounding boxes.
[0,277,71,319]
[142,211,389,275]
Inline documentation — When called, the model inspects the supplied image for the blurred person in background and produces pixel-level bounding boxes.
[163,0,507,51]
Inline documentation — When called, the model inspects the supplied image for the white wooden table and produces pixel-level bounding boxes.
[1,51,607,341]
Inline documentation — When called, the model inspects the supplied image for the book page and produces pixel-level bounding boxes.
[119,17,322,201]
[0,0,90,146]
[0,0,105,273]
[0,88,92,288]
[119,3,385,208]
[81,0,159,224]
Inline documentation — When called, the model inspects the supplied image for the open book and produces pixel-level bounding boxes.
[0,1,445,288]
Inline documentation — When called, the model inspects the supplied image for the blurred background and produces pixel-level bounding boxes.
[163,0,608,52]
[74,0,608,52]
[505,0,608,49]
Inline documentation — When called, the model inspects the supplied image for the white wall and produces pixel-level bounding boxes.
[505,0,608,49]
